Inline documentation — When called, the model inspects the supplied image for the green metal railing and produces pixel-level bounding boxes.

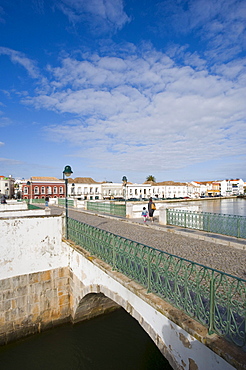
[30,199,45,204]
[22,198,45,204]
[87,201,126,217]
[167,209,246,239]
[58,198,74,207]
[28,204,42,210]
[67,217,246,350]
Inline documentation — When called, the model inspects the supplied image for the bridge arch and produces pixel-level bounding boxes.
[68,248,237,370]
[71,283,173,367]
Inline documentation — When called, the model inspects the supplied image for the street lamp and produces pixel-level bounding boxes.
[27,181,31,204]
[63,165,73,239]
[71,183,75,197]
[122,176,127,204]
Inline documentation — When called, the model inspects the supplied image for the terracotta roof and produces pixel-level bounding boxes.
[154,181,187,186]
[68,177,99,184]
[31,177,60,181]
[143,181,155,185]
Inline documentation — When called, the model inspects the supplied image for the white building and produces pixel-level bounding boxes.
[126,182,152,199]
[0,175,15,199]
[220,179,244,196]
[68,178,102,200]
[41,176,245,202]
[153,181,189,199]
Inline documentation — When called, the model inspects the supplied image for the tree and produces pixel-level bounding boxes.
[146,175,156,182]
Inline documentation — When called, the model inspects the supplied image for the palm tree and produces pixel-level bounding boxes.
[146,175,156,182]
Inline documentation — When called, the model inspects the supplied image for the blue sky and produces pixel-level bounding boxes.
[0,0,245,183]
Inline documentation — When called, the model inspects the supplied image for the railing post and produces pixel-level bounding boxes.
[237,217,240,238]
[147,250,151,293]
[112,235,116,270]
[209,271,215,334]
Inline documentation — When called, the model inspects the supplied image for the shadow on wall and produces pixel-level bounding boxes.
[73,293,120,323]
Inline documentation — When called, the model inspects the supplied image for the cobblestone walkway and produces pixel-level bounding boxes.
[50,206,246,279]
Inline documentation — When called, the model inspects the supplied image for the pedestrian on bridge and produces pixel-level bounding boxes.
[141,207,148,223]
[45,196,49,207]
[1,194,7,204]
[148,197,156,223]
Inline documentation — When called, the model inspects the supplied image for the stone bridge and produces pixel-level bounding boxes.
[0,212,244,370]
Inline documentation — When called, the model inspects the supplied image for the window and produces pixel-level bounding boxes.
[34,186,39,194]
[59,186,63,194]
[54,187,57,194]
[24,186,28,194]
[41,187,45,194]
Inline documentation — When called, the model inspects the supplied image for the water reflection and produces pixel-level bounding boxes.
[0,308,172,370]
[170,198,246,216]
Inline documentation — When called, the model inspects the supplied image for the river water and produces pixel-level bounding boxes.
[0,308,172,370]
[169,198,246,217]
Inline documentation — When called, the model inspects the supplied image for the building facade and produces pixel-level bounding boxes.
[0,175,15,199]
[21,177,65,199]
[15,176,245,201]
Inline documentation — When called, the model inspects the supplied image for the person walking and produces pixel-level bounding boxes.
[141,207,148,223]
[148,197,156,222]
[1,194,7,204]
[45,196,49,207]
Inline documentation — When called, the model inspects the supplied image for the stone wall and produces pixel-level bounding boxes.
[0,267,71,345]
[0,215,120,345]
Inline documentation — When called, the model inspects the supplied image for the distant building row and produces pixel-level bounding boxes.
[0,175,245,200]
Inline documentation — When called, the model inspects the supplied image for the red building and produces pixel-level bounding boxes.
[22,177,65,199]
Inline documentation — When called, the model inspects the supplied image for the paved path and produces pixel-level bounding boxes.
[48,205,246,280]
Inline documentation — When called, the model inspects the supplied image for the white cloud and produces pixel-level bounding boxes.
[0,114,12,127]
[20,46,246,174]
[0,47,40,79]
[58,0,130,32]
[0,157,22,165]
[157,0,246,62]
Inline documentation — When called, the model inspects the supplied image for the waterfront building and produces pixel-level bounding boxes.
[67,177,102,200]
[0,175,15,199]
[20,177,65,199]
[222,179,244,196]
[153,181,189,199]
[126,182,152,199]
[15,176,245,201]
[190,181,207,197]
[101,182,124,200]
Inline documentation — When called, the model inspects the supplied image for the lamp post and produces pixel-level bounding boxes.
[26,181,31,204]
[71,183,75,197]
[122,176,127,205]
[63,165,73,239]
